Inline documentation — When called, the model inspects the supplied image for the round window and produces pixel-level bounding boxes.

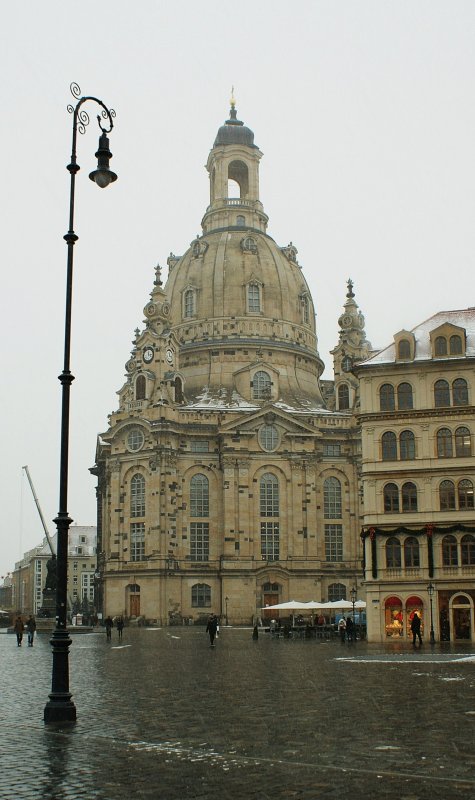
[127,429,144,452]
[258,424,279,452]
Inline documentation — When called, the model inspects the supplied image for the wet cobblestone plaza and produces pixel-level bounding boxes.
[1,627,474,799]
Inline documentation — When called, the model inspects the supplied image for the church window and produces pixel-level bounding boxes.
[383,483,399,513]
[184,289,195,318]
[130,523,145,562]
[190,474,209,517]
[301,295,310,324]
[253,370,272,400]
[404,537,420,568]
[191,583,211,607]
[130,474,145,518]
[135,375,146,401]
[400,430,415,460]
[434,380,450,407]
[442,534,458,566]
[242,236,257,253]
[260,473,279,517]
[450,335,463,354]
[397,339,411,359]
[458,479,474,510]
[381,431,397,461]
[435,336,447,356]
[236,215,245,226]
[338,384,350,410]
[323,477,342,518]
[247,283,261,312]
[258,424,279,452]
[402,482,417,512]
[328,583,346,602]
[127,429,144,452]
[190,523,209,561]
[437,428,453,458]
[325,524,343,562]
[453,378,468,406]
[341,356,352,372]
[323,443,341,457]
[397,382,413,409]
[386,537,401,568]
[191,440,209,453]
[455,427,471,457]
[175,377,184,403]
[380,384,395,411]
[439,480,456,511]
[461,535,475,565]
[260,522,280,561]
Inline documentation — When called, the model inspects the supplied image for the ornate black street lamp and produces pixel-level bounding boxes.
[225,596,229,626]
[44,83,117,724]
[427,581,436,645]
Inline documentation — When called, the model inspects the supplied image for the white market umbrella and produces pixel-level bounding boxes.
[261,600,310,610]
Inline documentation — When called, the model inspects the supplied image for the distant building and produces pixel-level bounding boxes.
[0,574,13,610]
[10,526,97,615]
[356,310,475,642]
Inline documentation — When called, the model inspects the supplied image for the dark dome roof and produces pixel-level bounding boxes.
[214,106,256,148]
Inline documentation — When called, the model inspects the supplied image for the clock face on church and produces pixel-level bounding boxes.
[166,348,174,365]
[143,347,154,364]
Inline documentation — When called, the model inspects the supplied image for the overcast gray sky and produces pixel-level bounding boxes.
[2,1,475,578]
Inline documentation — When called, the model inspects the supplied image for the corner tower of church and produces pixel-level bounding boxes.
[93,103,363,626]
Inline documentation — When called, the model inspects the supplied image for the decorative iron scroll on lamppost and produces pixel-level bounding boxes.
[44,83,117,725]
[427,581,436,645]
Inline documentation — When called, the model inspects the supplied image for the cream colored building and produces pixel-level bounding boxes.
[356,311,475,642]
[93,103,368,625]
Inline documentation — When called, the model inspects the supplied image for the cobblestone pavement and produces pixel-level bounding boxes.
[1,628,474,799]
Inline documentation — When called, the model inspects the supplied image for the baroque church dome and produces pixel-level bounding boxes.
[158,102,325,410]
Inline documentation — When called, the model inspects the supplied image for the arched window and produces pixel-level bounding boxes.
[442,534,458,566]
[437,428,453,458]
[402,482,417,512]
[397,340,411,359]
[386,537,401,568]
[301,295,310,324]
[458,479,474,510]
[461,534,475,566]
[382,431,397,461]
[253,370,271,400]
[328,583,347,602]
[191,583,211,607]
[452,378,468,406]
[439,480,455,511]
[236,214,245,226]
[455,427,471,457]
[397,382,413,410]
[324,477,342,518]
[135,375,146,401]
[190,474,209,517]
[450,335,462,354]
[184,289,195,318]
[260,473,279,517]
[383,483,399,513]
[380,383,395,411]
[435,336,447,356]
[247,283,260,312]
[258,424,279,452]
[434,379,450,407]
[130,474,145,518]
[404,537,420,568]
[400,430,415,460]
[338,384,350,410]
[174,376,184,403]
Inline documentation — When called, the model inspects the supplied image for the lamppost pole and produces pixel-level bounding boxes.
[225,596,229,626]
[350,586,357,642]
[44,83,117,724]
[427,581,436,645]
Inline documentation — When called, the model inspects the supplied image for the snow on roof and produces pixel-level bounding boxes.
[362,308,475,366]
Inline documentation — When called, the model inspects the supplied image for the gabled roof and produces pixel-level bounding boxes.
[360,308,475,366]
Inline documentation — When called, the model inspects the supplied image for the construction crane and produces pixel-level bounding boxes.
[22,465,55,556]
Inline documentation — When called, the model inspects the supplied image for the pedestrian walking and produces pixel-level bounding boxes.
[411,612,423,645]
[206,613,218,647]
[105,616,113,640]
[252,624,259,640]
[338,616,346,643]
[14,616,24,647]
[346,616,354,643]
[116,616,124,640]
[26,615,36,647]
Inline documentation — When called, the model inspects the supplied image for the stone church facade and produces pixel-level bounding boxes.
[92,101,370,625]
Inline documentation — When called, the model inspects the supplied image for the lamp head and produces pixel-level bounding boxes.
[89,131,117,188]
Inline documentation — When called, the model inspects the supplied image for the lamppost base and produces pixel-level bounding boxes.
[44,696,77,724]
[430,632,435,645]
